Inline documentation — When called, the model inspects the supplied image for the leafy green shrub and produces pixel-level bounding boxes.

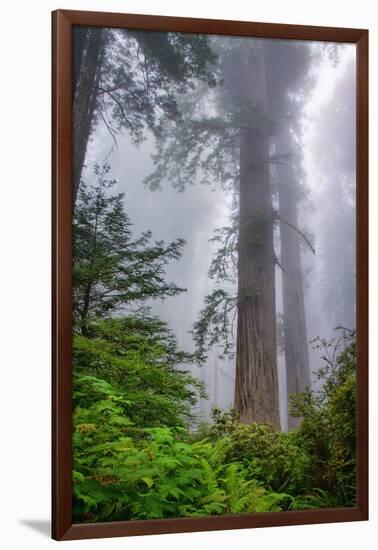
[208,410,311,495]
[73,327,357,522]
[73,315,205,428]
[74,423,225,522]
[291,330,356,506]
[217,462,293,514]
[73,376,295,522]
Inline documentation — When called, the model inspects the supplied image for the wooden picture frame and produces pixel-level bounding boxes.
[52,9,368,541]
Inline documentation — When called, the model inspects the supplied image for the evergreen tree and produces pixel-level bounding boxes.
[73,315,205,429]
[146,37,281,426]
[73,163,186,335]
[145,38,322,428]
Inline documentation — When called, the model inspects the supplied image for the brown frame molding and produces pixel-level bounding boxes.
[52,9,369,541]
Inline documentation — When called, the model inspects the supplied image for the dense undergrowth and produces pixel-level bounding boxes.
[73,321,356,523]
[72,175,356,522]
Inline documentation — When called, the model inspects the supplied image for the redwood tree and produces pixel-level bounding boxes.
[266,41,313,429]
[233,42,279,426]
[147,37,281,427]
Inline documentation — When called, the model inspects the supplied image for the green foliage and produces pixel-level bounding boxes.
[144,112,240,193]
[108,30,218,139]
[73,315,205,428]
[216,463,293,514]
[73,396,292,522]
[73,163,186,334]
[208,409,312,495]
[74,412,223,522]
[71,152,356,522]
[192,289,237,360]
[75,26,218,148]
[290,330,356,506]
[73,334,357,522]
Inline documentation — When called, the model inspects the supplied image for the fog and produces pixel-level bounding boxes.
[82,35,356,430]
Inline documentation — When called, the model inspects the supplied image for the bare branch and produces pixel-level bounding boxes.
[276,215,315,255]
[275,254,288,275]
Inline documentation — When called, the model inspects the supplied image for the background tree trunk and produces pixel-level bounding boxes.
[233,41,280,428]
[276,127,310,430]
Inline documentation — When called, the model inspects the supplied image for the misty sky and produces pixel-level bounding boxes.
[82,35,356,429]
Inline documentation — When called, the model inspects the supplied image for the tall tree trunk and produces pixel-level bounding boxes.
[276,127,310,430]
[72,28,87,94]
[72,27,106,206]
[233,41,280,428]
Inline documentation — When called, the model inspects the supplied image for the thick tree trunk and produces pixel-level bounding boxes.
[72,27,106,206]
[233,42,280,428]
[276,128,310,430]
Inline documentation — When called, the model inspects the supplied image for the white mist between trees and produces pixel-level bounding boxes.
[82,33,356,431]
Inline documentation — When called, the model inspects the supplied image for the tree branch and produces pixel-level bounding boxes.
[276,215,315,255]
[275,253,289,275]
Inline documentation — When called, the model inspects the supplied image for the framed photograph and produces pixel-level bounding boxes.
[52,9,368,541]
